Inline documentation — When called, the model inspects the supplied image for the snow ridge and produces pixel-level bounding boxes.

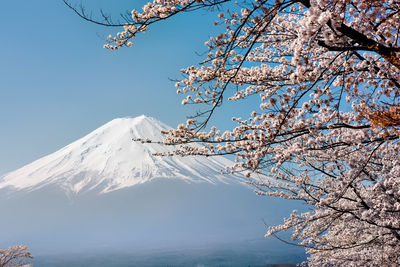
[0,115,242,194]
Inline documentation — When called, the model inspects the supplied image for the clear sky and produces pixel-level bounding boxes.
[0,0,255,174]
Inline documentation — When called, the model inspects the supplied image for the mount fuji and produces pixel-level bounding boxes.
[0,115,242,195]
[0,116,306,266]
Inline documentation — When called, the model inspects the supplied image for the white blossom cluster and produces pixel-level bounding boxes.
[103,0,215,50]
[0,245,33,267]
[103,0,400,265]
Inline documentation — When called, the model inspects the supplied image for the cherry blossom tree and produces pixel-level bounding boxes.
[66,0,400,265]
[0,246,33,267]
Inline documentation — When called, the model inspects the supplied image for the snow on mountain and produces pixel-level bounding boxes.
[0,115,243,194]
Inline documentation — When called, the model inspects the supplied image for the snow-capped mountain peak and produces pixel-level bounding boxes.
[0,116,241,194]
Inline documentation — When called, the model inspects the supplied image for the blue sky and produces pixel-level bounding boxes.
[0,0,255,174]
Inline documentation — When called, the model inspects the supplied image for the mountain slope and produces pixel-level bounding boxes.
[0,115,307,265]
[0,115,242,194]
